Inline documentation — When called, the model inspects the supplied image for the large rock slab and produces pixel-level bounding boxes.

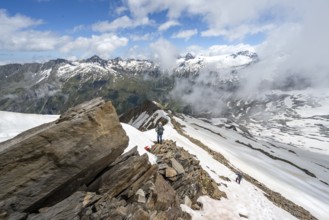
[0,98,128,213]
[28,191,101,220]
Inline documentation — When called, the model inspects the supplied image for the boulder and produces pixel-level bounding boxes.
[0,98,128,213]
[184,196,192,207]
[97,154,152,196]
[170,158,185,174]
[165,167,177,178]
[134,189,146,203]
[149,174,179,211]
[27,191,101,220]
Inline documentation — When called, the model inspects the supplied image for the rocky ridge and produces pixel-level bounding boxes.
[149,140,227,207]
[0,97,225,220]
[120,100,318,220]
[0,98,129,218]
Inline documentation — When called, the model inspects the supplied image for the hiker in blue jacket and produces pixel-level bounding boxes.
[155,122,164,144]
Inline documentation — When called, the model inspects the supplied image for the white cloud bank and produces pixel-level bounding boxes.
[158,20,180,31]
[60,34,128,59]
[0,9,64,51]
[238,0,329,93]
[0,9,129,62]
[124,0,290,40]
[172,29,198,40]
[150,38,178,71]
[186,43,255,56]
[170,1,329,121]
[92,16,152,32]
[123,0,329,93]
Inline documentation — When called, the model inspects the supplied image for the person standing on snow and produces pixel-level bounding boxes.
[236,172,243,184]
[155,122,164,144]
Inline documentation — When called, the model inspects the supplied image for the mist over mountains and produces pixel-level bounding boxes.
[0,50,259,115]
[2,49,329,152]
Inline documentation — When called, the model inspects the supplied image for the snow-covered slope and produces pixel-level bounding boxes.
[0,111,59,146]
[225,88,329,156]
[56,57,158,81]
[175,50,257,76]
[169,114,328,219]
[0,110,296,220]
[3,104,327,219]
[123,106,329,220]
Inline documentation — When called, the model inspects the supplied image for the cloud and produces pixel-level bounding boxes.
[237,0,329,93]
[170,72,231,115]
[124,0,285,40]
[123,0,329,86]
[0,9,43,32]
[158,20,180,31]
[72,24,86,33]
[130,33,153,41]
[1,31,68,51]
[207,44,255,55]
[115,6,127,15]
[185,43,255,56]
[0,9,66,51]
[60,34,128,58]
[170,0,329,116]
[92,16,152,32]
[201,24,274,41]
[0,10,129,60]
[172,29,197,40]
[150,38,178,71]
[124,45,150,60]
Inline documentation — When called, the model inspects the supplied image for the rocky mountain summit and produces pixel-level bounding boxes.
[0,98,225,220]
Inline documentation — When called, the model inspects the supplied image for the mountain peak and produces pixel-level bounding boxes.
[185,53,195,60]
[85,55,106,63]
[231,50,258,60]
[46,58,69,65]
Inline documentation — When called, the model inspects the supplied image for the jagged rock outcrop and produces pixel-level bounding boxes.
[119,100,169,131]
[27,191,101,220]
[0,97,231,220]
[26,146,191,220]
[0,98,128,217]
[0,98,194,220]
[149,140,227,207]
[85,146,191,220]
[34,138,227,220]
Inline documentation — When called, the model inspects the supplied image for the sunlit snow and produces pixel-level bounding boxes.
[0,111,59,147]
[1,110,328,219]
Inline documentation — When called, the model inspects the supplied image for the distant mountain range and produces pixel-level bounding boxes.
[0,51,257,114]
[1,51,328,152]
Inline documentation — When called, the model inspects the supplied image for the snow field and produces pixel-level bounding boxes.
[0,111,59,147]
[172,115,329,219]
[1,110,328,219]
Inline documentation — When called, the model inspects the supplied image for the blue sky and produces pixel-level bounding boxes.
[0,0,327,65]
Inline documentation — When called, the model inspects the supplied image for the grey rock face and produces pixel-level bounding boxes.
[27,191,101,220]
[0,98,128,213]
[149,140,226,206]
[0,99,194,220]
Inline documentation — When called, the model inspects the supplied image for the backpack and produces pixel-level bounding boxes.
[156,125,164,135]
